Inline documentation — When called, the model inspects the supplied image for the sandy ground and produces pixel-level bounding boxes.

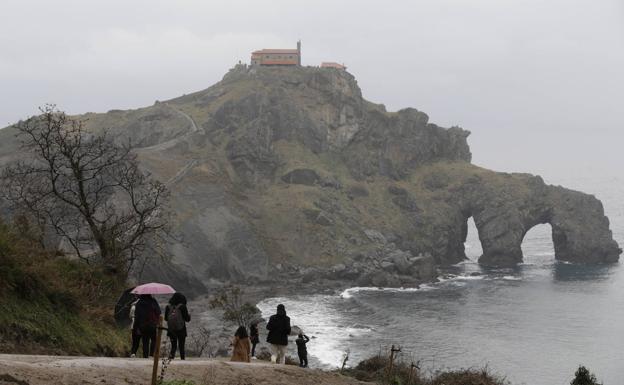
[0,354,371,385]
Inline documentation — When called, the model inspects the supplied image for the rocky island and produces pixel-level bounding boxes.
[0,65,620,292]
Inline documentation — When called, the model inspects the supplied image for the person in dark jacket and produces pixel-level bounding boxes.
[295,333,310,367]
[165,292,191,360]
[266,304,291,364]
[133,294,162,358]
[249,322,260,358]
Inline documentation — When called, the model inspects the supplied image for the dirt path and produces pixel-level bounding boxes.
[0,355,371,385]
[139,103,200,153]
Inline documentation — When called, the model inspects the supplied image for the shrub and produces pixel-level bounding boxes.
[571,366,602,385]
[430,368,506,385]
[342,352,507,385]
[208,285,260,328]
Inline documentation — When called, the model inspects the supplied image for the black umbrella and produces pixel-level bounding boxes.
[114,286,137,328]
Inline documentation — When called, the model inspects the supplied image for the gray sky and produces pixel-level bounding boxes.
[1,0,622,179]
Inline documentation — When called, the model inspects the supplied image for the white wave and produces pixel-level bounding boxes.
[345,326,373,334]
[498,275,522,281]
[436,274,457,283]
[452,260,479,266]
[438,274,484,283]
[340,286,429,299]
[456,275,485,280]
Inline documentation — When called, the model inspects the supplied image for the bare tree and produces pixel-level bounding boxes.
[187,326,213,357]
[1,105,171,277]
[209,285,261,328]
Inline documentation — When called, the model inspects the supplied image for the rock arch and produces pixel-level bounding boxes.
[462,216,483,260]
[520,223,554,259]
[455,175,621,267]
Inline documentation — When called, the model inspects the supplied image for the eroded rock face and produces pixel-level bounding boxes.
[437,173,621,266]
[0,65,619,289]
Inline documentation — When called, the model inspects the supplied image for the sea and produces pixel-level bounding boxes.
[257,175,624,385]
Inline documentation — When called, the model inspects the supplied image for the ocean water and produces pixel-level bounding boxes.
[257,176,624,385]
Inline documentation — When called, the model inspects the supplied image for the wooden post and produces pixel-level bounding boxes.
[387,345,401,377]
[407,362,415,385]
[151,315,164,385]
[407,361,420,385]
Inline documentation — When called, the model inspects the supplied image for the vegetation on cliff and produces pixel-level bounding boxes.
[0,217,126,355]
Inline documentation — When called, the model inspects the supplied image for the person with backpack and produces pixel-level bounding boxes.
[165,292,191,360]
[295,332,310,367]
[133,294,162,358]
[266,304,291,364]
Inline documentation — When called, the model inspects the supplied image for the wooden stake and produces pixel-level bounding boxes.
[407,362,415,384]
[151,315,164,385]
[407,361,420,385]
[387,345,401,377]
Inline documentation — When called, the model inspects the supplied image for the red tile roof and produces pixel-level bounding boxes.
[252,49,299,54]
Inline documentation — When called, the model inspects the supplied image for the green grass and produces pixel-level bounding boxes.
[0,292,127,355]
[0,219,128,356]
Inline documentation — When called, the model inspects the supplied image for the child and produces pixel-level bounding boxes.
[231,326,251,362]
[295,333,310,368]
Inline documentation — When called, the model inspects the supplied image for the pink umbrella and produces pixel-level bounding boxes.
[131,282,176,295]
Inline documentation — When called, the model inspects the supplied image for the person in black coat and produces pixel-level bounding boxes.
[165,292,191,360]
[249,322,260,358]
[133,294,162,358]
[266,304,291,364]
[295,333,310,367]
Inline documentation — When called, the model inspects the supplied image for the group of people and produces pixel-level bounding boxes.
[129,292,190,360]
[129,296,310,368]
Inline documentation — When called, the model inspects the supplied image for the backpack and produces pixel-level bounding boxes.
[143,302,160,328]
[168,304,185,331]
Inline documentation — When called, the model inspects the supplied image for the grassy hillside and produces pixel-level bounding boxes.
[0,218,127,355]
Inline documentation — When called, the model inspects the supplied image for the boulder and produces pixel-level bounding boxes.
[387,185,408,196]
[281,169,321,186]
[380,260,395,272]
[315,212,333,226]
[388,250,412,272]
[347,185,369,198]
[364,229,387,244]
[392,194,421,212]
[409,254,436,280]
[321,176,342,189]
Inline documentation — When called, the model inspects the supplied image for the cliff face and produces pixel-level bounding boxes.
[0,65,619,289]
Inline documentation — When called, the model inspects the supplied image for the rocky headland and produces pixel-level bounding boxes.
[0,65,620,293]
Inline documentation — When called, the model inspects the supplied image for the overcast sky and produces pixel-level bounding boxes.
[1,0,622,180]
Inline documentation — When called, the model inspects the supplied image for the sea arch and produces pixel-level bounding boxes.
[455,177,620,266]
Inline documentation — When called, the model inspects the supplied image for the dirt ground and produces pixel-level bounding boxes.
[0,354,372,385]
